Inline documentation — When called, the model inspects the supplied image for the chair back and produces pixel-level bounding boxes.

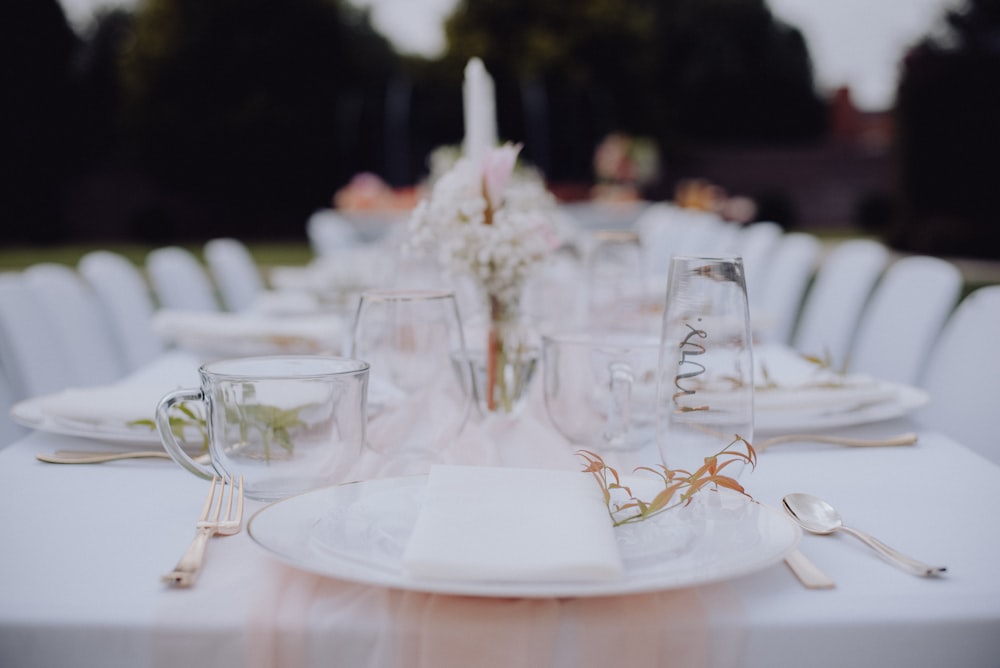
[848,255,963,384]
[0,359,29,447]
[792,239,889,369]
[22,263,127,385]
[0,273,77,398]
[146,246,220,311]
[733,221,783,306]
[755,232,822,344]
[917,285,1000,464]
[306,209,362,258]
[204,238,265,312]
[79,250,165,370]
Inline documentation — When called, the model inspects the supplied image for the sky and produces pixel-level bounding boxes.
[59,0,965,110]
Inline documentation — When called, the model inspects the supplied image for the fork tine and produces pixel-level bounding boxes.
[210,476,226,523]
[200,476,220,523]
[222,476,235,521]
[233,475,245,524]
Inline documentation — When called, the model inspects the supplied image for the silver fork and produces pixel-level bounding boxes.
[162,475,244,588]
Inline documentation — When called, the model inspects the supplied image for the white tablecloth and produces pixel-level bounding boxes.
[1,353,998,668]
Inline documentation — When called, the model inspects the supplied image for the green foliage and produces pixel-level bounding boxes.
[892,0,1000,258]
[437,0,825,183]
[118,0,399,215]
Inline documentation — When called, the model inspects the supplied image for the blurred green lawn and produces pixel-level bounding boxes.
[0,241,314,272]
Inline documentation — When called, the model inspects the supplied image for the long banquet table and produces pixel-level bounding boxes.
[1,351,999,668]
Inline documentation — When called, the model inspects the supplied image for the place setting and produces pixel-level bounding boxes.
[11,149,939,601]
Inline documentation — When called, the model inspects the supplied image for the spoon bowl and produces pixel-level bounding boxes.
[782,492,946,578]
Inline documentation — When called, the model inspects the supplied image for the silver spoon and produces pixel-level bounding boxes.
[782,492,946,577]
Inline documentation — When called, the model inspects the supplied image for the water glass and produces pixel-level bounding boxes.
[587,230,649,331]
[156,355,369,501]
[543,331,659,451]
[351,288,472,456]
[656,256,754,476]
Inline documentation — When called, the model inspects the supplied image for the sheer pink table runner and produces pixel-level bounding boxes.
[153,396,746,668]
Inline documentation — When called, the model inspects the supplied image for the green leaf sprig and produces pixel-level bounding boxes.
[225,402,309,462]
[129,402,209,452]
[578,436,757,527]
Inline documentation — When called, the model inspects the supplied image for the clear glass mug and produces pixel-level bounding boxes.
[543,331,660,451]
[656,256,754,476]
[156,355,369,501]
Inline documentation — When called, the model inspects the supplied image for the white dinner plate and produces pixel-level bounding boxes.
[12,395,163,445]
[247,475,800,598]
[10,384,204,447]
[754,380,929,433]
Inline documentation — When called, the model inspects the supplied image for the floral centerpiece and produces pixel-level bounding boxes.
[408,142,563,414]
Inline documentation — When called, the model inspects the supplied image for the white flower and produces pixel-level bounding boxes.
[408,143,564,310]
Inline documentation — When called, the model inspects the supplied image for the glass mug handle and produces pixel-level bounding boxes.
[603,361,634,447]
[155,388,216,480]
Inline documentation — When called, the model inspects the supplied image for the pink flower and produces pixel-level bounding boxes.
[481,143,522,212]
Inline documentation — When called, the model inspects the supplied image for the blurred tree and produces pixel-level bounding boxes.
[893,0,1000,258]
[650,0,826,148]
[441,0,657,182]
[437,0,824,185]
[118,0,398,238]
[0,0,83,243]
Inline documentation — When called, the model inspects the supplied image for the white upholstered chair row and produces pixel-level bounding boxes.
[733,221,783,306]
[145,240,266,313]
[78,250,165,370]
[0,267,131,445]
[848,255,963,385]
[917,285,1000,465]
[791,238,890,370]
[307,209,363,258]
[204,238,266,312]
[754,231,822,345]
[787,241,964,386]
[145,245,220,312]
[0,240,265,399]
[0,360,27,447]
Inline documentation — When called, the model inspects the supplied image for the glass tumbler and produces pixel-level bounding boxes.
[656,256,754,477]
[587,229,649,332]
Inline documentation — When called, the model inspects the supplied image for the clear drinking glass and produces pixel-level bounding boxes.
[351,288,473,457]
[156,355,369,501]
[543,331,660,451]
[587,229,650,332]
[656,256,754,476]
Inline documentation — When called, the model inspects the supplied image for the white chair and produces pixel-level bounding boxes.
[0,360,28,447]
[204,238,265,312]
[306,209,362,258]
[732,221,783,307]
[754,232,822,344]
[22,263,127,386]
[639,206,733,283]
[146,246,220,312]
[79,250,166,370]
[917,285,1000,464]
[792,238,889,370]
[847,255,963,384]
[0,273,77,399]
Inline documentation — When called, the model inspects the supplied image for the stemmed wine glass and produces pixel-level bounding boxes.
[351,289,473,458]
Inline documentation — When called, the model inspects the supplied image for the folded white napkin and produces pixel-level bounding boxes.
[30,383,179,428]
[152,309,344,355]
[753,344,897,413]
[402,465,623,582]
